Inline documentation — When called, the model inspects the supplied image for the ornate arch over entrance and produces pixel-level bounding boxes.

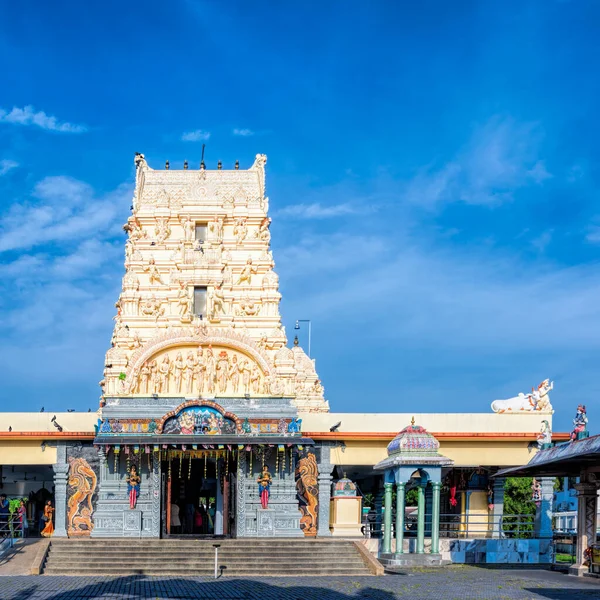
[157,400,240,435]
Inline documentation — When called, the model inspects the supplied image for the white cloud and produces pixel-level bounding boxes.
[405,117,550,209]
[233,128,254,137]
[0,105,87,133]
[0,159,19,176]
[0,176,130,252]
[275,202,359,219]
[181,129,211,142]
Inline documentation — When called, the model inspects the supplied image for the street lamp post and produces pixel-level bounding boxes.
[294,319,312,358]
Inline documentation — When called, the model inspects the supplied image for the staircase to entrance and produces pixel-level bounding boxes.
[42,539,380,576]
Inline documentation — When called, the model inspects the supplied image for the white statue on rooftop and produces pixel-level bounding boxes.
[491,379,554,413]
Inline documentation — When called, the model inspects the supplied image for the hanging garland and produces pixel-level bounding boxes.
[204,453,207,478]
[188,453,192,480]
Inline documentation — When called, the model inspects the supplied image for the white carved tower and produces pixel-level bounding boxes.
[101,154,328,413]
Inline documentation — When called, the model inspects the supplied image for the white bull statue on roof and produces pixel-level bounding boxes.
[491,379,554,413]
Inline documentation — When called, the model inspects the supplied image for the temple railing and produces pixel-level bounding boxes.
[362,511,541,539]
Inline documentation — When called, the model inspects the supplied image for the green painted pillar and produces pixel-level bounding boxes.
[395,482,405,555]
[431,481,441,554]
[417,484,425,554]
[382,482,393,554]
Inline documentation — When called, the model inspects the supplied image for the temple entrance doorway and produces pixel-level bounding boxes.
[161,451,237,538]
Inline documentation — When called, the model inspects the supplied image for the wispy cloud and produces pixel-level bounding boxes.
[233,128,254,137]
[181,129,211,142]
[405,117,550,209]
[275,202,359,219]
[0,105,87,133]
[0,159,19,176]
[0,176,129,252]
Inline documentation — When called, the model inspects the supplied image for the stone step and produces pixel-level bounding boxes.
[47,551,360,560]
[44,558,366,568]
[43,567,372,576]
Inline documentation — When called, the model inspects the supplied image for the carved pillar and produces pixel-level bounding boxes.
[53,443,69,538]
[316,444,333,537]
[534,477,554,539]
[382,482,393,554]
[431,481,441,554]
[569,478,599,576]
[491,477,505,538]
[395,482,405,555]
[416,483,425,554]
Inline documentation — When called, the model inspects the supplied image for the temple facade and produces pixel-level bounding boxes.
[0,154,569,562]
[92,154,328,538]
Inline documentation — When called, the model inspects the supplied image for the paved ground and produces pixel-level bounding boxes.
[0,567,599,600]
[0,539,43,575]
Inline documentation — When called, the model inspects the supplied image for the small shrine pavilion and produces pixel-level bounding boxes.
[374,419,453,566]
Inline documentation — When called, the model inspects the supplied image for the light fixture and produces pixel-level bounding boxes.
[294,320,300,330]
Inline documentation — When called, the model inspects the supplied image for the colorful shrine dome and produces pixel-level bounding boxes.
[387,420,440,457]
[332,474,357,497]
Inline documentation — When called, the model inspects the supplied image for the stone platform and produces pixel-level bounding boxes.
[378,552,444,569]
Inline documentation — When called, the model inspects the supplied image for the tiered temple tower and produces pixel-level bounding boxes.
[101,153,328,412]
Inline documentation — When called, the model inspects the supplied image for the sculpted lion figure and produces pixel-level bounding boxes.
[296,452,319,537]
[67,457,97,536]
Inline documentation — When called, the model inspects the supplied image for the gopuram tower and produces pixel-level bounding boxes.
[92,154,329,538]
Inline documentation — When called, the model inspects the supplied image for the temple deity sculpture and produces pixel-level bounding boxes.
[149,359,158,393]
[182,216,195,242]
[205,346,216,394]
[233,217,248,245]
[184,351,198,394]
[491,379,554,413]
[236,257,258,285]
[241,360,251,394]
[209,284,228,318]
[257,465,272,509]
[127,217,146,242]
[250,365,261,394]
[210,215,224,242]
[158,355,171,393]
[127,465,141,509]
[216,351,230,393]
[194,347,206,394]
[173,351,186,393]
[570,404,588,441]
[255,217,271,242]
[238,295,260,316]
[228,355,242,393]
[177,282,192,318]
[140,295,165,322]
[154,217,171,244]
[536,420,552,449]
[144,256,164,285]
[138,362,151,394]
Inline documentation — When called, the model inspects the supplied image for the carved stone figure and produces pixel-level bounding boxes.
[296,452,318,536]
[149,359,158,393]
[236,258,257,285]
[173,351,185,393]
[210,215,224,242]
[491,379,554,413]
[127,465,141,510]
[250,365,261,394]
[570,404,588,441]
[182,216,195,242]
[255,217,271,242]
[154,217,171,244]
[194,347,206,394]
[537,420,552,449]
[205,346,216,394]
[233,217,248,245]
[134,152,147,170]
[158,355,171,393]
[210,284,228,318]
[228,355,242,393]
[184,351,198,394]
[140,295,164,322]
[240,360,251,394]
[145,256,164,285]
[67,457,97,536]
[238,295,260,316]
[221,264,233,287]
[138,362,151,394]
[177,282,192,318]
[216,351,230,393]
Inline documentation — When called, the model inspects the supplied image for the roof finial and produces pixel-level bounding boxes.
[411,416,415,426]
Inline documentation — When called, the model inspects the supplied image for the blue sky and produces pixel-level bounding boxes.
[1,1,599,433]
